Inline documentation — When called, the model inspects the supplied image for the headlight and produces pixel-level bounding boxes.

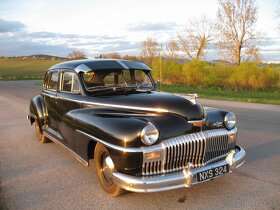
[224,112,236,129]
[141,124,159,145]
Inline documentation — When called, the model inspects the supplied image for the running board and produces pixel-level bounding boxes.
[43,129,89,167]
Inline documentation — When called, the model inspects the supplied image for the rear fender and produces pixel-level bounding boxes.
[29,95,48,130]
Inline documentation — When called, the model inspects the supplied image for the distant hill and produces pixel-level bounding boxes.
[0,54,67,60]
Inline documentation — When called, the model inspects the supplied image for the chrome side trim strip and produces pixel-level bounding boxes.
[53,95,169,113]
[187,118,205,124]
[43,130,89,166]
[76,129,144,153]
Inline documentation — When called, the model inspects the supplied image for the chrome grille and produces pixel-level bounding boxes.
[164,132,207,173]
[142,128,235,176]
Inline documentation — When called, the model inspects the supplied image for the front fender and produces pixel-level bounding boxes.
[71,108,194,175]
[71,108,198,148]
[71,109,148,148]
[204,107,229,129]
[29,95,47,129]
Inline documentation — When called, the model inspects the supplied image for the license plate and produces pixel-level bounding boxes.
[197,164,229,182]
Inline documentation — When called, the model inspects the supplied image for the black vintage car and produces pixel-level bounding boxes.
[28,59,245,196]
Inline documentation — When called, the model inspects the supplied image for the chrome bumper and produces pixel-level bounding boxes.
[112,145,245,193]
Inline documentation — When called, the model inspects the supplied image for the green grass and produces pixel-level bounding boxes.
[0,59,62,80]
[1,59,279,105]
[160,84,280,105]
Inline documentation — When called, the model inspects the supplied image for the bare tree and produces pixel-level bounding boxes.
[177,16,214,61]
[141,38,159,66]
[216,0,261,65]
[166,39,179,60]
[105,52,122,59]
[68,50,87,60]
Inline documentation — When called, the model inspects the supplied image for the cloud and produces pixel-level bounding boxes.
[0,19,139,57]
[0,39,75,57]
[0,17,279,61]
[0,19,26,33]
[127,22,178,32]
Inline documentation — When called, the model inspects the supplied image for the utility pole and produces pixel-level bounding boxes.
[159,43,162,91]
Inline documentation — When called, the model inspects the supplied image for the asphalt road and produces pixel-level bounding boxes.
[0,80,279,210]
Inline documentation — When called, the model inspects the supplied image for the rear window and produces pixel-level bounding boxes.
[48,72,59,91]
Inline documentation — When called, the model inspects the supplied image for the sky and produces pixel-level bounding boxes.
[0,0,279,62]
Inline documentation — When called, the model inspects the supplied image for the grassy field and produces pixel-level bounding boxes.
[161,85,280,105]
[0,59,62,80]
[1,59,279,105]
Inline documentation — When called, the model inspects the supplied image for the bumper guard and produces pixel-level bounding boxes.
[112,145,245,192]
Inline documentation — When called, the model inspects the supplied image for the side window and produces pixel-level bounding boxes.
[49,72,59,91]
[61,72,80,93]
[43,73,50,89]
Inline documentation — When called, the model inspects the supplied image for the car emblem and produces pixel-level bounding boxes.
[212,121,223,127]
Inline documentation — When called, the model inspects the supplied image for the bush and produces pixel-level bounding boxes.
[228,62,280,90]
[150,58,280,91]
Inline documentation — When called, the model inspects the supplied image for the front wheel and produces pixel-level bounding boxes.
[94,143,126,196]
[34,120,50,143]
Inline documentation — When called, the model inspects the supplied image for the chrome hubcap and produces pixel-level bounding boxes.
[102,156,114,185]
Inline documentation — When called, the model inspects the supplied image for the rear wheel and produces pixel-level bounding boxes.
[34,120,50,143]
[94,143,126,196]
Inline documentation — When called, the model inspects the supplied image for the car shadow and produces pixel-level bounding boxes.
[242,139,280,164]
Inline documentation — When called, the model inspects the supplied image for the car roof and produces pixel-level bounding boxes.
[49,59,151,73]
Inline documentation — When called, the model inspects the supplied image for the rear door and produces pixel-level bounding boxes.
[42,70,60,132]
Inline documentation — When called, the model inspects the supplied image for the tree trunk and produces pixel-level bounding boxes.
[237,44,242,65]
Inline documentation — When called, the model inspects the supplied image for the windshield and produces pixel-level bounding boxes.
[82,69,154,91]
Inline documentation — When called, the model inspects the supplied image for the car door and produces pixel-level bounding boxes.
[42,70,60,132]
[56,70,82,150]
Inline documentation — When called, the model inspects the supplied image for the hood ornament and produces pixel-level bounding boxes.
[186,94,198,104]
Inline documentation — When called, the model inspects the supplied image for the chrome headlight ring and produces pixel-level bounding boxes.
[141,124,159,145]
[224,112,236,129]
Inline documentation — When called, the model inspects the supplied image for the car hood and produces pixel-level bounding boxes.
[86,92,204,120]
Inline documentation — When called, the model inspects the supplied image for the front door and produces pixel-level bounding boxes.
[56,71,82,150]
